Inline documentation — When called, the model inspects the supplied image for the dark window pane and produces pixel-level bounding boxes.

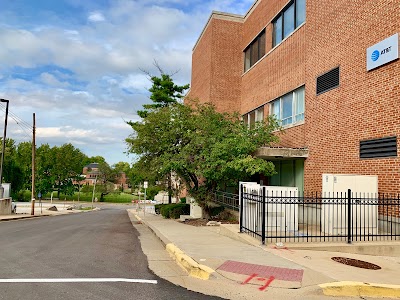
[259,31,266,59]
[244,48,251,71]
[251,39,259,66]
[284,4,295,38]
[282,93,293,125]
[273,16,282,46]
[296,0,306,26]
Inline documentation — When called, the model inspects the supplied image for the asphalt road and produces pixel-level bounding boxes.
[0,206,223,300]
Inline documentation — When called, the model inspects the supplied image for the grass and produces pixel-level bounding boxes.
[42,192,139,203]
[78,206,94,211]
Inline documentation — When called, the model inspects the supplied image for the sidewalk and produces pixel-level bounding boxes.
[129,208,400,299]
[0,201,93,221]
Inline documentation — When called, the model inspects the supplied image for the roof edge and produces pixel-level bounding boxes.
[192,11,244,52]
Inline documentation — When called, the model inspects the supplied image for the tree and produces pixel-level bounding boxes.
[2,138,25,194]
[126,98,281,211]
[134,63,190,119]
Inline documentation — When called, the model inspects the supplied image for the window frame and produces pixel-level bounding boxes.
[243,106,264,128]
[244,29,266,72]
[269,86,305,127]
[272,0,306,47]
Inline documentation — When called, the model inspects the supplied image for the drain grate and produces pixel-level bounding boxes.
[331,257,381,270]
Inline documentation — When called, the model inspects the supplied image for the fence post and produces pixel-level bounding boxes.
[261,186,266,245]
[240,184,244,233]
[347,189,352,244]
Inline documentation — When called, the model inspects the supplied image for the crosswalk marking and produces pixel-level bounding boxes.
[0,278,157,284]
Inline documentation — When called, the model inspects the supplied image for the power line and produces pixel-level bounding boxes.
[0,103,33,140]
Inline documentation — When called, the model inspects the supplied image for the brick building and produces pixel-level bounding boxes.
[188,0,400,193]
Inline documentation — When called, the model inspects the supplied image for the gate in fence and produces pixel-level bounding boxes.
[239,184,400,244]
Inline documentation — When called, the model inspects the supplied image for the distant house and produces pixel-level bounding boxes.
[79,163,129,190]
[82,163,101,186]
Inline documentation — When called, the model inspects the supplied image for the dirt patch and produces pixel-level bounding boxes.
[181,218,238,227]
[331,257,381,270]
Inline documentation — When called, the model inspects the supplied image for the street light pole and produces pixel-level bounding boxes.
[91,175,97,209]
[0,99,9,199]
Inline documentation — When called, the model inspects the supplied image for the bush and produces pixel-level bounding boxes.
[160,203,190,219]
[180,197,186,203]
[209,205,225,217]
[155,204,164,214]
[15,190,31,202]
[145,186,161,200]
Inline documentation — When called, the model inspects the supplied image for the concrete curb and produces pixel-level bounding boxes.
[129,210,215,280]
[320,281,400,298]
[165,243,214,280]
[0,207,100,222]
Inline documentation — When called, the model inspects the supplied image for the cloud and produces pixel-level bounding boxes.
[0,0,253,165]
[88,11,105,22]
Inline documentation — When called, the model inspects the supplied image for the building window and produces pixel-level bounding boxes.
[243,106,264,128]
[270,86,305,126]
[273,0,306,47]
[244,30,266,72]
[360,136,397,159]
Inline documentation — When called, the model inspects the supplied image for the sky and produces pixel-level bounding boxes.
[0,0,254,166]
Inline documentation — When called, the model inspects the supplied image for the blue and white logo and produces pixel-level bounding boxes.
[371,50,380,61]
[367,33,399,71]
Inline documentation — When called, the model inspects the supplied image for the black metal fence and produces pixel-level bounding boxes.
[239,186,400,244]
[211,191,239,211]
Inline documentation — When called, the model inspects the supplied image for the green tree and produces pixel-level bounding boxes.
[126,98,281,210]
[135,64,189,119]
[1,138,25,194]
[15,141,33,190]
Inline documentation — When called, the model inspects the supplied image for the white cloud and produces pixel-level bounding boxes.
[88,11,105,22]
[37,126,94,139]
[0,0,253,164]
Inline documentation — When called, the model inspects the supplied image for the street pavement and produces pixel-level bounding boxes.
[1,203,400,299]
[129,208,400,299]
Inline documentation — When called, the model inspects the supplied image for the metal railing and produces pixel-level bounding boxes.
[240,187,400,244]
[210,191,239,211]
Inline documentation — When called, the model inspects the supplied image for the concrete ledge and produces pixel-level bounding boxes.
[166,243,214,280]
[320,281,400,298]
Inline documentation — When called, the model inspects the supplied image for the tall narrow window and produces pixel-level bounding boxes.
[273,0,306,47]
[273,15,283,46]
[281,93,293,126]
[296,0,306,26]
[244,30,266,72]
[283,4,295,38]
[294,87,305,122]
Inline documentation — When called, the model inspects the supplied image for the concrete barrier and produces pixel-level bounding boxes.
[0,198,11,215]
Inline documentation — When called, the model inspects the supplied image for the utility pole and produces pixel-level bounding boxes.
[91,175,97,209]
[0,99,9,199]
[31,113,36,215]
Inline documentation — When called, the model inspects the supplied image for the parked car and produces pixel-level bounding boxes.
[11,201,16,214]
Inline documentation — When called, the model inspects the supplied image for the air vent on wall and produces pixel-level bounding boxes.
[360,136,397,159]
[316,67,340,95]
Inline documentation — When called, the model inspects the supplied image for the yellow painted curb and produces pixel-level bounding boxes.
[166,243,214,280]
[320,281,400,298]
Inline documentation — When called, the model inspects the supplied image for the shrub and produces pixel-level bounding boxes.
[180,197,186,203]
[15,190,31,202]
[146,186,161,200]
[160,203,190,219]
[155,204,164,214]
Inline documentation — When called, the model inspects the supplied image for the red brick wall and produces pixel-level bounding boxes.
[188,16,243,113]
[190,0,400,194]
[211,19,243,113]
[188,20,213,103]
[304,0,400,193]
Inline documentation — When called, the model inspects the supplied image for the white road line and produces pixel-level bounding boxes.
[0,278,157,284]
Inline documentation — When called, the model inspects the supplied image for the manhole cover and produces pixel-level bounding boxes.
[331,257,381,270]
